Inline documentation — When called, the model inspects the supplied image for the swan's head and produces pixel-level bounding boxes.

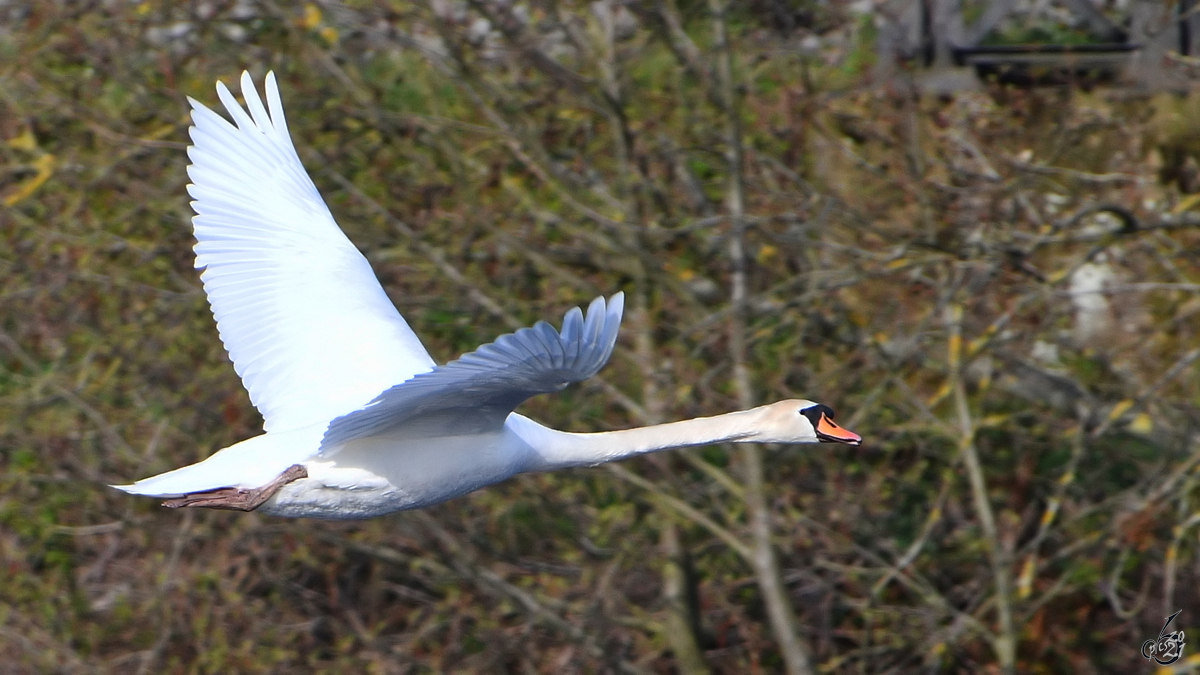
[758,399,862,445]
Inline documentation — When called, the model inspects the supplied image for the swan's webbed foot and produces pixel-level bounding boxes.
[161,464,308,512]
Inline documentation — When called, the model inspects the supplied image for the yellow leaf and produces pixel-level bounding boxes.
[1016,556,1035,599]
[885,258,909,269]
[928,382,950,406]
[976,371,992,392]
[301,4,322,29]
[1107,399,1135,422]
[3,154,56,207]
[319,26,339,45]
[979,413,1009,427]
[1175,192,1200,214]
[756,244,778,264]
[1041,497,1060,523]
[1130,412,1153,434]
[967,325,998,356]
[947,332,961,362]
[966,337,986,355]
[1046,268,1070,284]
[7,129,37,151]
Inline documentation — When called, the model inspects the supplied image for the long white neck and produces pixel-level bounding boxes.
[511,408,769,472]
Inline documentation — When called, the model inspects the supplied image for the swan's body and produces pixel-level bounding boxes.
[114,73,861,520]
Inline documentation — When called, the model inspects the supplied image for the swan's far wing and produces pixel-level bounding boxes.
[189,72,435,433]
[320,293,624,451]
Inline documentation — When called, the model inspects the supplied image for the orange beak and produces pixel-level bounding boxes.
[816,413,861,445]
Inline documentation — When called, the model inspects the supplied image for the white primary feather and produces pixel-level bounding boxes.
[188,71,434,433]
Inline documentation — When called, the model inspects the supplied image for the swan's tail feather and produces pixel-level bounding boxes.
[113,428,321,497]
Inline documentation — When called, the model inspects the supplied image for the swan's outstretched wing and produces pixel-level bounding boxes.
[320,293,624,451]
[189,71,435,433]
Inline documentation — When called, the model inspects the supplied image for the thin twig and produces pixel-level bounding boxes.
[314,160,522,329]
[945,304,1016,674]
[0,330,133,456]
[414,511,649,675]
[709,1,814,672]
[605,463,752,561]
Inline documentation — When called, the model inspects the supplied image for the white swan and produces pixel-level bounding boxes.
[114,72,861,519]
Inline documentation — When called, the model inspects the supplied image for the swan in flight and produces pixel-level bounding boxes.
[114,73,862,519]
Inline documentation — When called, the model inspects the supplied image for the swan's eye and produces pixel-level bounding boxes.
[799,404,835,427]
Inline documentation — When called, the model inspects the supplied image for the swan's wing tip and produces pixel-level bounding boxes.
[110,481,169,497]
[185,70,435,432]
[607,291,625,317]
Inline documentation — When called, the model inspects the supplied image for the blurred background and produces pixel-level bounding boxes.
[3,1,1200,672]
